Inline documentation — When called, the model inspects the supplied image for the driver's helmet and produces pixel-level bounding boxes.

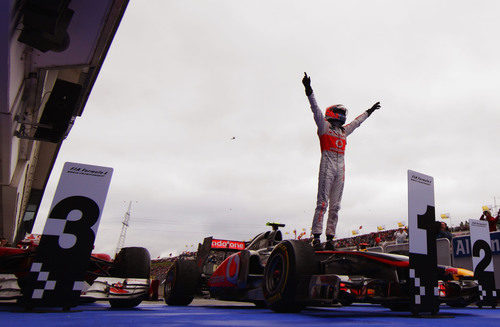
[325,104,347,124]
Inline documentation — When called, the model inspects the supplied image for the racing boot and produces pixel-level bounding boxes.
[324,235,335,251]
[311,235,323,251]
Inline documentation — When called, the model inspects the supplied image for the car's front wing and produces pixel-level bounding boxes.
[81,277,149,300]
[0,274,22,299]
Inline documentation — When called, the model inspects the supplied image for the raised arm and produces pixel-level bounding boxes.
[302,72,313,97]
[302,72,326,132]
[344,102,381,136]
[367,102,381,116]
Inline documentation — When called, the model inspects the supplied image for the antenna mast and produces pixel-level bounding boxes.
[115,201,132,255]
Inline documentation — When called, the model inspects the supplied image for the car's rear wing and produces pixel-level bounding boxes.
[196,237,213,269]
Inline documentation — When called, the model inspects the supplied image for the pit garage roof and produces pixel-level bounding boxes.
[0,0,128,242]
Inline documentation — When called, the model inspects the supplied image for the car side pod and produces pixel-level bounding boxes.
[263,240,320,312]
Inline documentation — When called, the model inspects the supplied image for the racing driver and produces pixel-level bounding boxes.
[302,72,381,250]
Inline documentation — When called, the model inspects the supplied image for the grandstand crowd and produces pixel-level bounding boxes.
[331,220,472,249]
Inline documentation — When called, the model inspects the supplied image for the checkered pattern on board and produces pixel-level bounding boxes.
[29,262,57,299]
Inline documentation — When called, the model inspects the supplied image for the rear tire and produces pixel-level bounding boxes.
[263,240,317,313]
[109,247,151,309]
[164,260,200,306]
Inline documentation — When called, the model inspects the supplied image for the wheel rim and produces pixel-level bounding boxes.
[266,253,285,293]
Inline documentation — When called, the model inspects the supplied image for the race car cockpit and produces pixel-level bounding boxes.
[246,223,285,251]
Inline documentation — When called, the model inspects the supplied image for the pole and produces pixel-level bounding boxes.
[115,201,132,256]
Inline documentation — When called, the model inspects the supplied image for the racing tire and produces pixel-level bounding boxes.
[164,260,200,306]
[444,281,476,308]
[263,240,318,313]
[109,247,151,309]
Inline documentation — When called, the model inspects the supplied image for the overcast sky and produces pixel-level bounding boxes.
[32,0,500,258]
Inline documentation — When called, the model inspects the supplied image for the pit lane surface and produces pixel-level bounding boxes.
[1,299,499,327]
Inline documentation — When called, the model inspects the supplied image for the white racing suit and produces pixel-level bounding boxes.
[308,93,369,236]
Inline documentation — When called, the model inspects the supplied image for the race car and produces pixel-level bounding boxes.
[324,252,478,311]
[0,235,151,309]
[163,222,284,307]
[262,240,478,313]
[163,225,478,313]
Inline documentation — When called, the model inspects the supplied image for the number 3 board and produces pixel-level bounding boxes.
[23,162,113,308]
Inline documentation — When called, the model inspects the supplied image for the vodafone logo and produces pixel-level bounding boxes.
[336,139,344,148]
[320,134,346,153]
[211,239,245,250]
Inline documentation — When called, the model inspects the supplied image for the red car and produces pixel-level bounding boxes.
[0,235,151,308]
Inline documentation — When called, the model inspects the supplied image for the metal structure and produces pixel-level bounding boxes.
[0,0,129,243]
[115,201,132,256]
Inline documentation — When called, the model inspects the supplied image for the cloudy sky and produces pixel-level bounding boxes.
[33,0,500,258]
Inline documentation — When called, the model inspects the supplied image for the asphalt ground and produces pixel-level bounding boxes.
[1,299,499,327]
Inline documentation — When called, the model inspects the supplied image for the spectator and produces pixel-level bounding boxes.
[436,222,453,242]
[358,243,369,251]
[394,228,408,244]
[480,209,499,232]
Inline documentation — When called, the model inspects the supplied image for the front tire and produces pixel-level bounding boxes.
[109,247,151,309]
[164,260,200,306]
[263,240,317,313]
